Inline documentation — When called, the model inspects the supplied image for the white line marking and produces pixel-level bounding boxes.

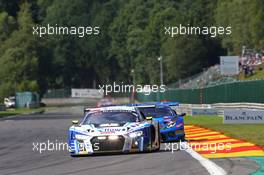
[181,142,227,175]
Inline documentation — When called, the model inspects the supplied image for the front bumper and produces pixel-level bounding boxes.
[160,127,185,142]
[69,135,150,155]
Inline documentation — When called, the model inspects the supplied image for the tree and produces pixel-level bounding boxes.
[0,2,41,99]
[249,0,264,49]
[162,36,207,81]
[43,0,121,88]
[215,0,264,54]
[1,0,262,99]
[0,12,16,43]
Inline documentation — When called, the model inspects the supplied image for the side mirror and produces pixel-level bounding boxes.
[180,113,186,117]
[72,120,79,125]
[146,116,153,120]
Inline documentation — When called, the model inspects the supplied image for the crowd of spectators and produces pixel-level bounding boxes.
[240,49,264,77]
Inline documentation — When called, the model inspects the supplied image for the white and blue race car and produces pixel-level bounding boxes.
[68,106,160,156]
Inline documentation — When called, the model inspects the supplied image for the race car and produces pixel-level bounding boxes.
[68,106,160,156]
[132,102,185,142]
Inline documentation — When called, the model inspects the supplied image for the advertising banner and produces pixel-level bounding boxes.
[220,56,239,75]
[191,108,218,116]
[71,89,103,98]
[224,109,264,124]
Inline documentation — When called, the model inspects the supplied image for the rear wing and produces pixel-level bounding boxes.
[128,103,155,108]
[128,102,179,108]
[83,108,91,115]
[155,102,179,107]
[83,105,123,114]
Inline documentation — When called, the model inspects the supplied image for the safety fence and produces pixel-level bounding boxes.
[43,89,71,98]
[43,88,130,98]
[136,80,264,104]
[0,104,5,111]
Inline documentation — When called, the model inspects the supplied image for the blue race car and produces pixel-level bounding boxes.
[134,102,185,142]
[68,106,160,156]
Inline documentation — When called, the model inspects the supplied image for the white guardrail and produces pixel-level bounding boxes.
[211,103,264,110]
[175,103,264,116]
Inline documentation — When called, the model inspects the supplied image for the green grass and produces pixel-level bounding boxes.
[0,108,45,117]
[185,115,264,148]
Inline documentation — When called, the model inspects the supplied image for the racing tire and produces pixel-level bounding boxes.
[154,124,161,151]
[150,124,161,152]
[149,125,156,152]
[70,154,79,157]
[179,135,186,142]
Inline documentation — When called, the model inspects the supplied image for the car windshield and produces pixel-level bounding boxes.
[139,107,172,118]
[82,111,139,125]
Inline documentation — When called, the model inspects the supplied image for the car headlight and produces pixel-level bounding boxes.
[166,122,176,128]
[129,131,143,138]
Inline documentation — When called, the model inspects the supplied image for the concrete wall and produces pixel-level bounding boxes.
[42,98,98,107]
[42,97,131,107]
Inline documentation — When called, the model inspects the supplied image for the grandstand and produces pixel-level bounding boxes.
[168,65,236,89]
[169,48,264,89]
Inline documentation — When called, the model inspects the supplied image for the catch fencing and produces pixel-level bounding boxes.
[137,80,264,104]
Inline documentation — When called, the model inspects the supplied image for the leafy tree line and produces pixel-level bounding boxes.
[0,0,263,99]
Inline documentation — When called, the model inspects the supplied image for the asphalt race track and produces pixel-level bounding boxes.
[0,110,259,175]
[0,111,211,175]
